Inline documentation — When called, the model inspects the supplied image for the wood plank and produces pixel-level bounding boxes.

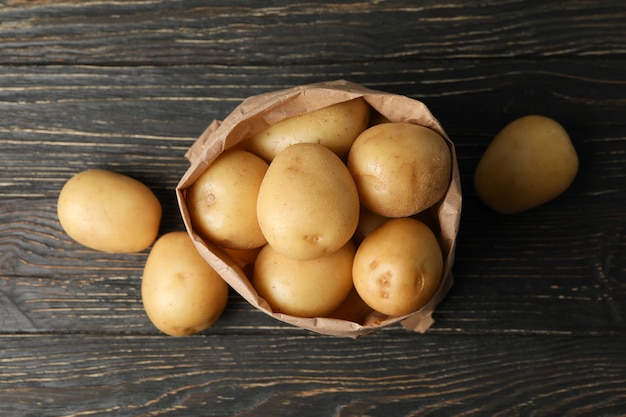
[1,60,625,336]
[1,1,625,66]
[1,333,625,416]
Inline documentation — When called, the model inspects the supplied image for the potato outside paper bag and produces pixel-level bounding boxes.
[176,80,461,338]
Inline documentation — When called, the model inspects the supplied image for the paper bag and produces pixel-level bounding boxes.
[176,80,461,338]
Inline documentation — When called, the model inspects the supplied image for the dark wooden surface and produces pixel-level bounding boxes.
[1,1,625,416]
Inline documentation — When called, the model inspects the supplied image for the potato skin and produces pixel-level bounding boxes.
[347,122,451,218]
[186,149,268,250]
[252,242,356,318]
[474,115,579,214]
[57,169,161,253]
[141,231,229,336]
[241,98,370,162]
[257,143,360,261]
[352,218,443,316]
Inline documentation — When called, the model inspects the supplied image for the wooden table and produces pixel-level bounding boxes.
[2,2,625,416]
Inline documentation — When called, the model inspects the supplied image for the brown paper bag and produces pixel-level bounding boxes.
[176,80,461,338]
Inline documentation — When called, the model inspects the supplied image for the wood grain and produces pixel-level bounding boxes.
[1,333,625,416]
[1,1,625,65]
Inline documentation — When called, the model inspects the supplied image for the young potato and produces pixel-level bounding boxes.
[240,98,370,162]
[353,218,443,316]
[222,246,262,268]
[347,122,451,218]
[252,242,356,318]
[57,169,161,253]
[327,286,374,324]
[352,205,388,244]
[257,143,360,261]
[186,149,268,250]
[474,115,579,214]
[141,231,229,337]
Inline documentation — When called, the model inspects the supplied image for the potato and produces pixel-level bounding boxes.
[257,142,360,261]
[474,115,579,214]
[240,98,370,162]
[186,149,268,250]
[353,206,388,244]
[141,231,229,336]
[57,169,161,253]
[327,287,374,324]
[252,242,356,317]
[347,122,451,218]
[352,218,443,316]
[222,246,262,268]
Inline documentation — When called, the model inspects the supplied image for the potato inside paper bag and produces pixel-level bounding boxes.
[176,80,461,338]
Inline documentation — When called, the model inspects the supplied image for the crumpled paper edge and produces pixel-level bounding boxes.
[176,79,462,338]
